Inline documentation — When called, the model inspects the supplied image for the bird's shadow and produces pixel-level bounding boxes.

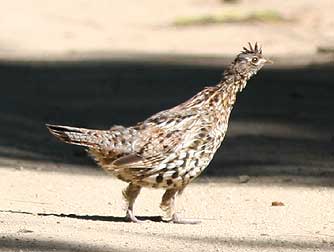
[0,209,163,223]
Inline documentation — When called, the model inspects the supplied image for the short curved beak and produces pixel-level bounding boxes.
[264,58,274,64]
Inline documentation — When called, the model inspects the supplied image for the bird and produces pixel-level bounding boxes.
[46,42,272,224]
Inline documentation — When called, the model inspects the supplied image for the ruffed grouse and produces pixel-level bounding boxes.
[47,43,272,224]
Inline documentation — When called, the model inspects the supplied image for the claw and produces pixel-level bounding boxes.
[125,209,147,223]
[167,213,201,225]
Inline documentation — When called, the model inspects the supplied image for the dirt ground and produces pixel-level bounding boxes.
[0,0,334,251]
[0,0,333,59]
[1,167,333,252]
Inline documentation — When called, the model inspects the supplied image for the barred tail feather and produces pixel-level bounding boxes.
[46,124,100,148]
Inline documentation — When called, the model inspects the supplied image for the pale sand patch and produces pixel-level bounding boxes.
[0,167,333,251]
[0,0,333,60]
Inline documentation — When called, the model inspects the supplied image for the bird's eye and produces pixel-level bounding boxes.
[251,57,259,63]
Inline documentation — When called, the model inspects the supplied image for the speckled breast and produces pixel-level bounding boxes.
[138,126,227,189]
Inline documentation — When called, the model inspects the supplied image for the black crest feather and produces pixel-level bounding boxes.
[242,42,262,54]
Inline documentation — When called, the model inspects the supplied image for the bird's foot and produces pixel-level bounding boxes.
[125,209,147,223]
[167,213,201,224]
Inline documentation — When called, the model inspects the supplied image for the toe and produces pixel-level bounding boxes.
[169,213,201,224]
[125,210,148,223]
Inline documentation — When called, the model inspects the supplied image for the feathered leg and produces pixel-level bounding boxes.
[122,183,142,223]
[160,188,200,224]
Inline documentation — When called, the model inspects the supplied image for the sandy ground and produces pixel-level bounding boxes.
[0,167,333,252]
[0,0,333,60]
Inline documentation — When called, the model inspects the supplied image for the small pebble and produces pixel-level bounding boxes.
[239,175,250,183]
[271,201,285,206]
[18,229,34,233]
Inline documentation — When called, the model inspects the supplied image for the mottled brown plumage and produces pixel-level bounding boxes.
[47,43,272,224]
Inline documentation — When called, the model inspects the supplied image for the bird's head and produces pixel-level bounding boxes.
[228,42,272,79]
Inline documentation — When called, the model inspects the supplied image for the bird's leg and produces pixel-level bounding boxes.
[160,188,177,222]
[160,188,200,224]
[122,183,142,223]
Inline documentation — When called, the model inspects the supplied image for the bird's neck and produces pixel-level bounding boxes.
[181,64,253,111]
[217,66,252,95]
[205,65,253,114]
